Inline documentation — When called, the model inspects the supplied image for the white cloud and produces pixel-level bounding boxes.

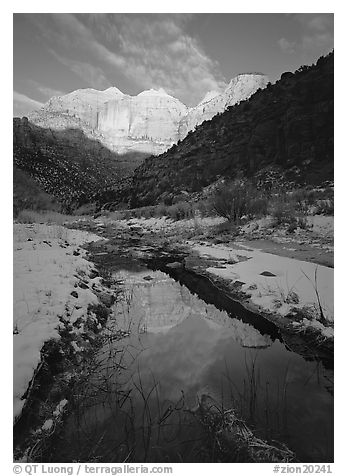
[29,13,227,106]
[48,49,111,90]
[94,14,227,104]
[13,91,43,117]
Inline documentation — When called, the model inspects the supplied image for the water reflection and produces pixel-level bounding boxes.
[114,269,273,347]
[110,270,333,461]
[55,269,333,463]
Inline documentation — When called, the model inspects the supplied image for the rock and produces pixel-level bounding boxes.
[166,261,183,269]
[129,225,143,233]
[97,292,115,307]
[260,271,277,277]
[78,282,89,289]
[143,275,154,281]
[70,291,78,298]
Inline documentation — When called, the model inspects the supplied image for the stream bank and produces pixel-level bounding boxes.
[14,218,333,463]
[44,246,333,463]
[82,219,333,370]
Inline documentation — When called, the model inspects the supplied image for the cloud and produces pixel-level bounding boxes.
[28,13,227,106]
[294,13,333,32]
[88,14,227,104]
[278,38,296,54]
[36,85,65,99]
[293,14,333,57]
[48,49,111,90]
[279,14,333,60]
[25,80,65,100]
[307,15,333,32]
[13,91,43,117]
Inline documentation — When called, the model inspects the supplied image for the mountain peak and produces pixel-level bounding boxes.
[29,68,269,156]
[103,86,124,95]
[137,88,170,97]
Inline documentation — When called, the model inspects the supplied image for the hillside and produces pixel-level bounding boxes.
[13,117,146,211]
[13,166,61,216]
[130,52,333,207]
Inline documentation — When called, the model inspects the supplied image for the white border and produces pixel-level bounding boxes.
[3,3,342,474]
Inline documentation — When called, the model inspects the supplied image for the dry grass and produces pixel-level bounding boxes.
[191,394,296,463]
[15,209,85,225]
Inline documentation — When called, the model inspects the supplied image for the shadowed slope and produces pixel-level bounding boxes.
[13,117,148,211]
[130,53,333,207]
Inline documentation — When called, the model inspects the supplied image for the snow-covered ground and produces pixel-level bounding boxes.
[97,215,225,233]
[13,224,104,420]
[192,241,334,338]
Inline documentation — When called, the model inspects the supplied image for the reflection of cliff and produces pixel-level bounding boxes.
[115,270,272,349]
[13,117,147,210]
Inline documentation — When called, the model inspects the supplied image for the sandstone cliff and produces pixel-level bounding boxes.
[27,74,268,155]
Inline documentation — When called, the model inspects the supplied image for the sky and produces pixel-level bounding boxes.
[13,13,334,116]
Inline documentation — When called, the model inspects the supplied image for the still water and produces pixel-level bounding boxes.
[54,267,333,463]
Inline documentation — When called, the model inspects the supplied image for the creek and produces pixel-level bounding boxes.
[51,257,333,463]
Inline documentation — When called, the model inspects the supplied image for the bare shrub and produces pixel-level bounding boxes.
[211,180,267,224]
[271,198,297,227]
[73,203,97,216]
[316,199,334,215]
[165,201,194,221]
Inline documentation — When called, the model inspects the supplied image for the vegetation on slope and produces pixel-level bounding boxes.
[13,117,147,212]
[13,166,61,217]
[130,52,333,207]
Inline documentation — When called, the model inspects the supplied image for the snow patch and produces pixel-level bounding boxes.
[13,224,103,420]
[193,242,333,327]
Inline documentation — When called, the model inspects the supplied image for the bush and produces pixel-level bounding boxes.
[165,201,194,221]
[272,201,296,226]
[316,199,334,215]
[249,196,268,217]
[73,203,97,216]
[211,179,267,224]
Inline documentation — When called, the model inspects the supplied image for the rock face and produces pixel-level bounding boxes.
[97,89,188,154]
[27,74,268,155]
[42,87,124,129]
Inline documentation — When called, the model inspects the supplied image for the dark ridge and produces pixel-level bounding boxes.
[13,166,61,215]
[13,117,148,212]
[129,52,333,207]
